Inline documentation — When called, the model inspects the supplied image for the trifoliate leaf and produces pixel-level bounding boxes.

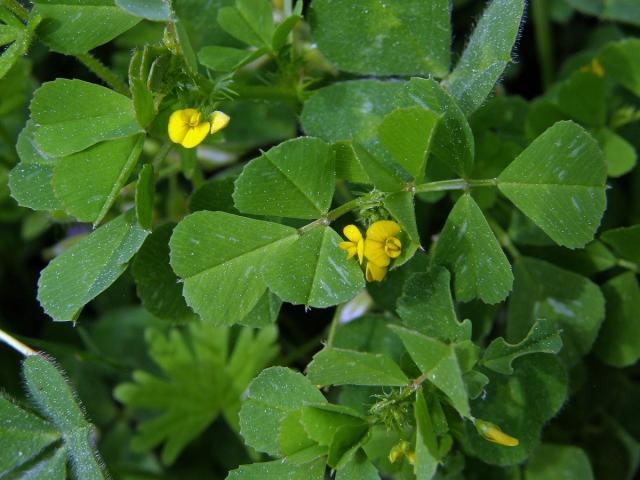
[389,325,470,418]
[460,355,567,465]
[481,319,563,374]
[310,0,450,77]
[598,38,640,97]
[445,0,526,115]
[226,457,326,480]
[306,347,409,387]
[114,322,278,464]
[497,121,607,249]
[397,268,472,343]
[506,256,605,367]
[239,367,326,456]
[37,210,149,322]
[233,137,335,219]
[169,211,297,325]
[432,194,513,304]
[526,444,594,480]
[600,225,640,264]
[217,0,274,48]
[264,226,364,308]
[30,79,142,157]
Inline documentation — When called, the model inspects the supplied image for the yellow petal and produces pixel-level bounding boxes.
[476,420,519,447]
[364,239,390,267]
[367,220,401,242]
[343,224,363,243]
[366,262,387,282]
[384,236,402,258]
[210,110,231,133]
[168,109,190,143]
[356,238,364,264]
[181,122,211,148]
[338,241,357,259]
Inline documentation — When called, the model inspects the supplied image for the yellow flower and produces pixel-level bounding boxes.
[364,220,402,268]
[580,58,605,77]
[365,262,387,282]
[475,419,519,447]
[388,440,411,463]
[338,225,364,264]
[210,110,231,134]
[168,108,211,148]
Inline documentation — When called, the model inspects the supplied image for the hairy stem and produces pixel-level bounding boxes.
[75,52,130,97]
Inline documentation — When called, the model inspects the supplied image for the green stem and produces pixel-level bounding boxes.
[1,0,28,21]
[152,142,174,170]
[75,52,130,97]
[488,218,521,260]
[298,196,364,234]
[531,0,554,89]
[0,328,36,356]
[414,177,497,193]
[326,306,342,348]
[617,258,639,273]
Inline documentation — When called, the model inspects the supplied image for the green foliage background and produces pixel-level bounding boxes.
[1,0,639,479]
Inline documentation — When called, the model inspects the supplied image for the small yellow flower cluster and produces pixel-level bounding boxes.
[475,419,519,447]
[580,58,605,77]
[388,440,415,465]
[339,220,402,282]
[168,109,230,148]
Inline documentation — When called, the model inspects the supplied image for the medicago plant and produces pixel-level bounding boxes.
[0,0,639,478]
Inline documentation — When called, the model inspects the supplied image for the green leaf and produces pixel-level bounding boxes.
[445,0,525,115]
[595,129,637,178]
[327,423,370,469]
[461,355,567,465]
[594,272,640,367]
[352,141,409,192]
[401,78,475,176]
[0,11,40,80]
[413,390,438,480]
[37,210,149,321]
[189,176,239,214]
[397,268,472,343]
[278,410,319,457]
[0,394,60,476]
[525,444,594,480]
[129,48,155,127]
[23,355,107,478]
[601,225,640,264]
[506,256,605,367]
[264,226,364,308]
[169,211,296,325]
[310,0,450,77]
[30,79,142,157]
[33,0,141,54]
[198,45,266,72]
[132,223,193,321]
[306,347,409,387]
[114,323,277,464]
[8,122,63,211]
[301,79,405,143]
[233,137,335,219]
[389,325,470,418]
[553,71,606,127]
[226,457,326,480]
[333,314,404,361]
[300,405,365,448]
[217,0,274,48]
[497,121,607,249]
[16,448,66,479]
[336,451,380,480]
[116,0,173,21]
[384,191,420,244]
[53,134,145,225]
[432,194,513,304]
[481,319,563,374]
[135,163,154,230]
[599,39,640,96]
[239,367,326,456]
[272,12,301,51]
[378,106,438,182]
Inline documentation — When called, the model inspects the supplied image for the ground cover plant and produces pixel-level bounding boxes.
[0,0,639,478]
